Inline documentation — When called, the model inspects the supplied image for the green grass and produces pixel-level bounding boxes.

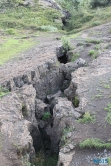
[104,103,111,112]
[71,52,80,62]
[0,38,35,65]
[104,103,111,125]
[86,38,101,44]
[89,50,96,56]
[79,138,111,149]
[0,3,63,65]
[103,84,110,89]
[92,93,103,100]
[77,112,96,124]
[0,5,62,34]
[67,32,81,39]
[105,113,111,125]
[88,49,98,59]
[61,36,71,52]
[94,44,100,50]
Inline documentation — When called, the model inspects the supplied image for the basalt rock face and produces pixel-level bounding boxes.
[33,62,64,101]
[0,85,37,165]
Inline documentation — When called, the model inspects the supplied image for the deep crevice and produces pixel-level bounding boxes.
[58,53,68,64]
[26,55,84,165]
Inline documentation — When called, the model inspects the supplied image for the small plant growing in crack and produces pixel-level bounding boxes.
[42,112,50,121]
[77,112,96,124]
[22,154,35,166]
[73,96,79,107]
[0,86,9,98]
[61,126,73,146]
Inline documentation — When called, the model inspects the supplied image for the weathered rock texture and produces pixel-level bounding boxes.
[0,85,37,165]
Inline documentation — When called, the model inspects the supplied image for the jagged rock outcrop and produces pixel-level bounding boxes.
[61,58,86,79]
[0,85,38,165]
[50,97,81,154]
[35,99,50,119]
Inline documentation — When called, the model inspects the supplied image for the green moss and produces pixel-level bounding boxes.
[0,87,9,98]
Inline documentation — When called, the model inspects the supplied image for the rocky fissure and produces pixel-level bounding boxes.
[0,35,86,166]
[1,21,111,166]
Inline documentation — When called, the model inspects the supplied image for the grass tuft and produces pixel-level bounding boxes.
[79,138,111,149]
[77,112,96,123]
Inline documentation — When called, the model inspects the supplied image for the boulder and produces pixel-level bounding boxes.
[61,58,86,80]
